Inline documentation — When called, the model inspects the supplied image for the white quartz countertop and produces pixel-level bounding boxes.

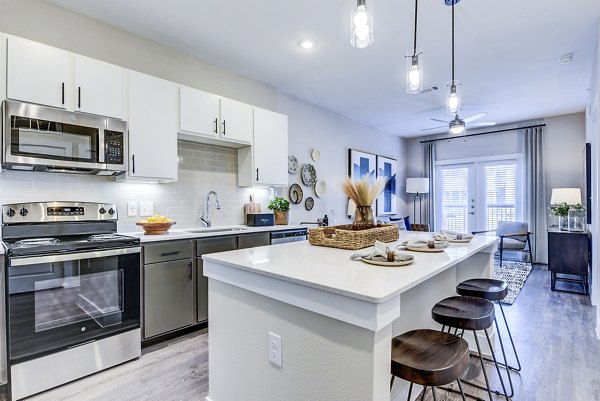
[122,224,307,243]
[203,232,498,304]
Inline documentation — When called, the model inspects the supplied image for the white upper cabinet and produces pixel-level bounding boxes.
[179,86,219,138]
[220,98,253,144]
[7,36,71,109]
[239,107,288,187]
[74,55,123,119]
[6,36,124,118]
[126,71,178,182]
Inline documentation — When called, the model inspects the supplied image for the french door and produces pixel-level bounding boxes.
[435,158,522,233]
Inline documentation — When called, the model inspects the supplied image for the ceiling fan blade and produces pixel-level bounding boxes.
[463,112,487,123]
[430,118,449,123]
[468,122,497,127]
[421,125,447,131]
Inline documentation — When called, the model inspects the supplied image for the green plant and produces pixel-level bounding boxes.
[549,202,584,217]
[268,197,290,212]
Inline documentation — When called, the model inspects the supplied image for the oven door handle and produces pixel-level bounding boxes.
[120,268,125,312]
[9,247,141,267]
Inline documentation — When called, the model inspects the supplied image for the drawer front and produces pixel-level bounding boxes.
[238,232,270,249]
[196,236,237,255]
[144,240,193,264]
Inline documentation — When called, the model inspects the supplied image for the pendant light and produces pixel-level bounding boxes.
[406,0,423,94]
[351,0,374,48]
[447,0,461,115]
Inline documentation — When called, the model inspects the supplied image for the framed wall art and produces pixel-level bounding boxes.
[376,155,397,216]
[348,149,376,182]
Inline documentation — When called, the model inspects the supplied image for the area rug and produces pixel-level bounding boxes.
[493,260,532,305]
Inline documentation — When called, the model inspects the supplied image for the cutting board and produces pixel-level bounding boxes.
[244,195,261,219]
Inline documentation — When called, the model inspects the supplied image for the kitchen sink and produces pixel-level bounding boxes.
[185,228,248,234]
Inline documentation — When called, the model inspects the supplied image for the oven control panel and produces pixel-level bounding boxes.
[2,202,118,223]
[47,206,85,216]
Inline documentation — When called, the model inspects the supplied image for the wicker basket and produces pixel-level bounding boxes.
[308,224,399,250]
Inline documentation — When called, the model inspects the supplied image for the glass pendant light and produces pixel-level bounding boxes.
[351,0,374,48]
[446,0,461,115]
[406,0,423,94]
[449,114,465,135]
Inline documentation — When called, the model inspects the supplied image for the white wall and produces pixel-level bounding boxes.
[585,19,600,330]
[0,0,407,230]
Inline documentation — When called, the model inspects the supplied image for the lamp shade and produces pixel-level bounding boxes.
[406,178,429,194]
[550,188,581,205]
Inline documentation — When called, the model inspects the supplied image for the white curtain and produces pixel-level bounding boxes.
[423,142,436,229]
[523,127,547,263]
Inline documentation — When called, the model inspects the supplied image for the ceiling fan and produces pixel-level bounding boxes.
[421,112,497,132]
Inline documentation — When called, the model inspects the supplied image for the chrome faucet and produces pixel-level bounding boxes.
[201,191,221,227]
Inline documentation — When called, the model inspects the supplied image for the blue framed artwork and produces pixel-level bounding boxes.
[376,155,397,216]
[348,149,376,183]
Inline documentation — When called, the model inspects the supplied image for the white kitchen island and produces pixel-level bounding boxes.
[202,232,498,401]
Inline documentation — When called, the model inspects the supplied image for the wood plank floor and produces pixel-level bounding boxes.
[3,264,598,401]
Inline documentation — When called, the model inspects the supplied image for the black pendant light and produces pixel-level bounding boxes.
[447,0,464,134]
[406,0,423,94]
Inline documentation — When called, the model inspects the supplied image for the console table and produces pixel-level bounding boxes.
[547,227,590,295]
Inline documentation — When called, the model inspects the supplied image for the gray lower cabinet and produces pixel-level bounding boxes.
[238,232,270,249]
[196,236,237,322]
[143,240,194,339]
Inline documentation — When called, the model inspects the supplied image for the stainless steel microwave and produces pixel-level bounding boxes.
[2,100,127,175]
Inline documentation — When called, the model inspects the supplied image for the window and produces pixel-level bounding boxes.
[435,157,522,233]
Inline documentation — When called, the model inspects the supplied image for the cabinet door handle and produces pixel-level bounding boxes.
[256,168,259,182]
[187,262,193,281]
[222,120,226,135]
[160,251,181,257]
[214,118,218,134]
[131,155,136,174]
[61,82,65,105]
[78,86,81,109]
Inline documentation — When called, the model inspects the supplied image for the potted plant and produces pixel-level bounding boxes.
[268,197,290,225]
[548,202,572,231]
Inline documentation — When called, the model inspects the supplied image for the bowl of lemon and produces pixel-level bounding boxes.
[136,215,175,235]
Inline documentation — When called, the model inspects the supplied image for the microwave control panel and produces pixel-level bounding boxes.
[105,131,124,165]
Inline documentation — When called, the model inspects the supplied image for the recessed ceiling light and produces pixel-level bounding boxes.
[298,39,316,50]
[558,54,574,64]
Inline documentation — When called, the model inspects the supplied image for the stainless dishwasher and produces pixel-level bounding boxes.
[270,228,308,244]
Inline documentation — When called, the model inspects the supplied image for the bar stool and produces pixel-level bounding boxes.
[431,296,510,401]
[391,329,469,401]
[456,278,521,372]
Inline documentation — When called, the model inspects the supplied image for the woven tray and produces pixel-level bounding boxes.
[308,224,399,250]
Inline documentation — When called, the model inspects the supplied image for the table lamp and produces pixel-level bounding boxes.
[550,188,581,205]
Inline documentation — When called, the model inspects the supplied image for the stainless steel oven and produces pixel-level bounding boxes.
[2,202,141,400]
[2,100,127,175]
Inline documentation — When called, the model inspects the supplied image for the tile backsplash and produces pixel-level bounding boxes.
[0,141,271,233]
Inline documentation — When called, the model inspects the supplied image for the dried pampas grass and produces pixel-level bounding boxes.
[341,176,387,207]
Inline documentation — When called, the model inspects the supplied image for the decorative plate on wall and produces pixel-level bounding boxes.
[314,180,327,198]
[311,149,321,162]
[289,184,304,204]
[305,197,314,211]
[288,155,299,174]
[301,164,317,186]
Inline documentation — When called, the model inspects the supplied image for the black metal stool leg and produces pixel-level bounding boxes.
[431,386,439,401]
[483,328,510,401]
[492,317,515,397]
[498,301,522,371]
[405,382,413,401]
[391,375,395,391]
[471,330,494,401]
[421,386,427,401]
[457,379,467,401]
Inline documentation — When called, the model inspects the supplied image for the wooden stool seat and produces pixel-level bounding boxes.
[391,329,470,387]
[431,296,495,331]
[456,278,508,301]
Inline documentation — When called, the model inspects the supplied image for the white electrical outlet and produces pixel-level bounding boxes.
[139,202,154,217]
[127,202,138,217]
[268,332,282,367]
